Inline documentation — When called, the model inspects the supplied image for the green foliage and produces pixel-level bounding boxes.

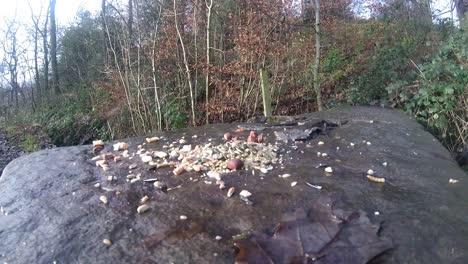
[164,100,188,130]
[322,49,347,73]
[37,89,110,146]
[21,134,39,153]
[349,43,417,104]
[59,10,105,90]
[388,27,467,152]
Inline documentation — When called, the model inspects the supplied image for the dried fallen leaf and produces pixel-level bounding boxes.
[234,194,392,263]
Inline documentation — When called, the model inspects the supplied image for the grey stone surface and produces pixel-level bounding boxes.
[0,106,466,264]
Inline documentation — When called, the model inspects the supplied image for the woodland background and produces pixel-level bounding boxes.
[0,0,466,165]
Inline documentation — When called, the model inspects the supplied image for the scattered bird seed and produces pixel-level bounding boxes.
[130,178,139,183]
[227,187,235,197]
[224,133,232,141]
[367,175,385,183]
[305,182,322,190]
[260,168,268,173]
[215,236,222,241]
[321,153,328,157]
[239,190,252,198]
[374,211,380,216]
[141,155,152,163]
[226,159,244,171]
[143,178,158,182]
[279,173,291,178]
[94,183,101,188]
[154,181,163,188]
[103,239,112,246]
[367,169,374,175]
[382,162,388,166]
[207,171,221,180]
[93,140,104,146]
[366,141,372,145]
[317,152,321,157]
[95,160,108,167]
[179,139,188,144]
[146,137,160,143]
[140,195,149,203]
[173,165,186,176]
[449,179,459,184]
[318,141,324,145]
[324,167,333,173]
[107,176,114,182]
[100,196,108,204]
[291,181,297,187]
[154,151,168,159]
[179,215,188,220]
[137,204,150,214]
[350,142,355,147]
[129,163,137,170]
[219,182,226,189]
[113,142,129,151]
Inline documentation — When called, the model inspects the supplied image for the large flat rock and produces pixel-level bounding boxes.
[0,106,466,264]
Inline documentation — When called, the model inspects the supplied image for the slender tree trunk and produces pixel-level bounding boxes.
[455,0,468,24]
[313,0,322,111]
[205,0,213,124]
[33,24,41,101]
[42,5,50,96]
[128,0,133,39]
[101,0,108,66]
[50,0,60,95]
[419,0,432,24]
[174,0,196,126]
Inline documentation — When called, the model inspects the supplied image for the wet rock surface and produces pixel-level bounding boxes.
[1,106,467,264]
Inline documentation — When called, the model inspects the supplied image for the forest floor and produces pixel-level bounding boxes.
[0,131,23,176]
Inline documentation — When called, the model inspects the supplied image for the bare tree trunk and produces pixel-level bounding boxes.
[174,0,196,126]
[42,5,50,96]
[50,0,60,95]
[33,24,41,101]
[419,0,432,24]
[101,0,108,66]
[128,0,133,39]
[454,0,468,24]
[313,0,322,111]
[205,0,213,124]
[29,3,42,102]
